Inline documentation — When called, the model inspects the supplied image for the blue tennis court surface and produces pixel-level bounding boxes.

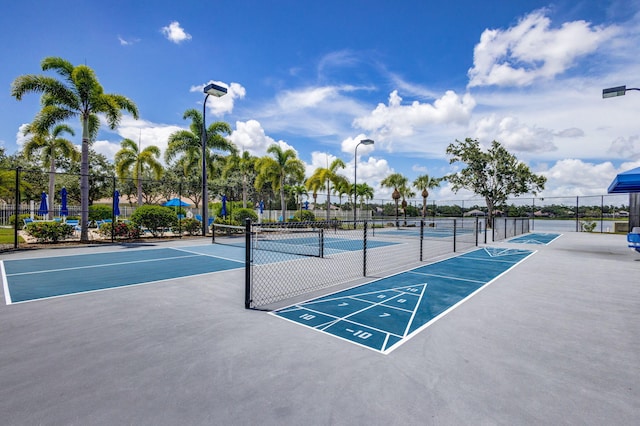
[273,247,534,354]
[2,246,243,304]
[508,233,560,245]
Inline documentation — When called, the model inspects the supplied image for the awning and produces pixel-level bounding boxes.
[607,167,640,193]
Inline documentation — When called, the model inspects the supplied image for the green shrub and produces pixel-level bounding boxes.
[25,222,75,243]
[172,218,201,235]
[232,208,258,224]
[89,205,113,221]
[98,221,141,239]
[9,214,32,229]
[130,205,177,237]
[292,210,315,222]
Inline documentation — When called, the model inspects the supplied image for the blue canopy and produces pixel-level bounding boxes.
[38,192,48,216]
[60,187,68,216]
[164,198,190,207]
[608,167,640,193]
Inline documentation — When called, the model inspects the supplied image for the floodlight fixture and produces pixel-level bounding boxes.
[602,85,640,99]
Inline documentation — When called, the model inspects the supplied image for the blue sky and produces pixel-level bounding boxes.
[2,0,640,201]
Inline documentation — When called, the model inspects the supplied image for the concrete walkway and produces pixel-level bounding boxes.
[0,232,638,425]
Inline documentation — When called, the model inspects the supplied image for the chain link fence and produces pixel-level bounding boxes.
[210,217,532,310]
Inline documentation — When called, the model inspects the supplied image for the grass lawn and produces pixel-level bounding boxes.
[0,227,23,244]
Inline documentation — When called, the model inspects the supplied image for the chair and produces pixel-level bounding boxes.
[177,214,185,220]
[208,217,214,227]
[195,214,203,222]
[23,218,34,228]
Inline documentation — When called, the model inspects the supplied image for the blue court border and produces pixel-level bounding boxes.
[273,247,534,354]
[2,245,243,304]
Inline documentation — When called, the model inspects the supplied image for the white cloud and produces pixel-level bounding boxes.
[191,81,246,117]
[353,90,476,150]
[468,9,619,87]
[608,135,640,160]
[161,21,192,44]
[16,124,29,148]
[118,36,139,46]
[472,114,557,153]
[229,119,282,156]
[541,159,620,196]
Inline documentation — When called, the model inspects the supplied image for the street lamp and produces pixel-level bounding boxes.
[202,82,228,237]
[602,85,640,98]
[354,139,374,228]
[603,84,640,231]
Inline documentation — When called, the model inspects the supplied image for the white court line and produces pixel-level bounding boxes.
[406,270,485,284]
[1,261,12,305]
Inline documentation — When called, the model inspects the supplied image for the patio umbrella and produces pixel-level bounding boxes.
[60,187,68,217]
[113,190,120,217]
[607,166,640,193]
[163,198,190,207]
[221,195,227,217]
[259,200,264,214]
[38,192,48,216]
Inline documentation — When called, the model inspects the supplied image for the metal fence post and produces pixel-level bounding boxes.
[419,219,424,261]
[14,167,21,249]
[245,218,251,309]
[453,218,457,252]
[363,220,368,277]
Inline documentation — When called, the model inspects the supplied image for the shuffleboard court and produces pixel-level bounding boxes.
[508,233,560,245]
[2,245,244,304]
[273,247,534,354]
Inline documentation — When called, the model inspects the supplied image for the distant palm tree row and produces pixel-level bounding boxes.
[11,56,442,240]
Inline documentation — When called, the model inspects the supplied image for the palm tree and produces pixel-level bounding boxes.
[381,173,408,227]
[165,109,235,207]
[22,123,79,219]
[413,174,440,218]
[115,138,164,206]
[222,150,256,208]
[355,183,375,218]
[333,176,351,213]
[289,184,308,216]
[304,173,325,217]
[255,145,305,222]
[306,158,346,221]
[12,57,139,241]
[399,184,416,225]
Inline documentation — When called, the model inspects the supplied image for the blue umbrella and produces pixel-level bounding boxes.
[38,192,48,216]
[60,187,68,216]
[113,190,120,217]
[163,198,190,207]
[221,195,227,217]
[259,200,264,214]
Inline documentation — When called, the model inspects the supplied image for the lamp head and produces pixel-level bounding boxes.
[204,83,228,97]
[360,139,374,145]
[602,85,626,99]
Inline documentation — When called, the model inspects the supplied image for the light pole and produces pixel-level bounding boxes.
[354,139,374,228]
[603,84,640,231]
[202,82,228,237]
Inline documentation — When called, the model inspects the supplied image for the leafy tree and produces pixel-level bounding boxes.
[445,138,546,225]
[306,158,346,220]
[413,174,441,218]
[255,145,305,222]
[22,123,79,219]
[304,173,325,215]
[222,151,256,208]
[59,149,115,206]
[381,173,408,226]
[355,183,374,216]
[11,57,139,241]
[115,138,163,206]
[333,175,351,210]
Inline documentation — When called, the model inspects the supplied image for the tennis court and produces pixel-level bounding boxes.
[508,232,561,245]
[1,244,244,304]
[273,246,534,354]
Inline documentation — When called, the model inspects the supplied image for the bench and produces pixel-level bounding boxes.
[628,227,640,253]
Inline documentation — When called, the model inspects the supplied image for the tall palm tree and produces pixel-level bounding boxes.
[413,174,441,218]
[12,57,138,241]
[306,158,346,221]
[115,138,163,206]
[355,183,375,217]
[304,173,325,217]
[255,145,305,222]
[381,173,408,227]
[289,184,308,216]
[165,109,235,207]
[222,150,256,208]
[399,184,416,225]
[333,175,351,213]
[22,123,79,219]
